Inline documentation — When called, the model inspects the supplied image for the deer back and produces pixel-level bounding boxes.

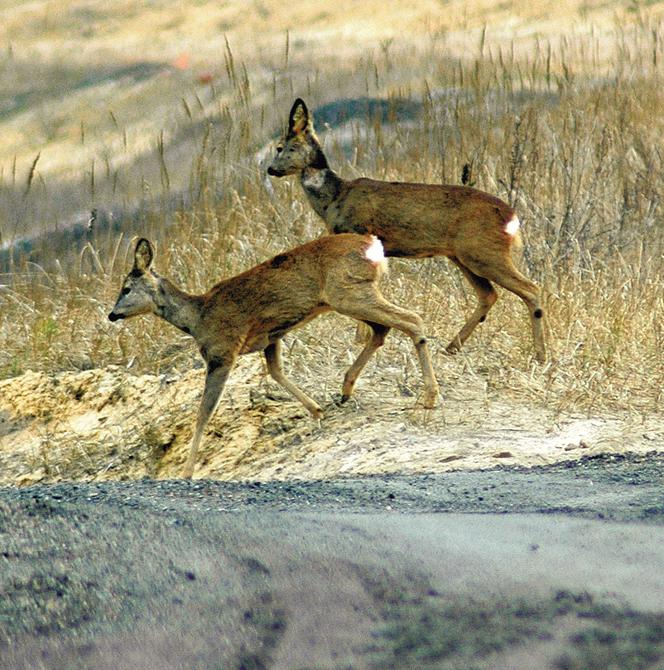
[324,180,516,258]
[198,234,383,354]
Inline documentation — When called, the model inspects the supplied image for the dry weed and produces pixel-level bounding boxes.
[1,3,663,420]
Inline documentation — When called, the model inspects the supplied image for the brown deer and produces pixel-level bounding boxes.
[267,98,546,363]
[109,236,439,478]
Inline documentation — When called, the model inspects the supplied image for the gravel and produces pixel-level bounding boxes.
[2,451,664,669]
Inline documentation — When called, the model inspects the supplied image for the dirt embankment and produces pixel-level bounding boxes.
[1,363,663,485]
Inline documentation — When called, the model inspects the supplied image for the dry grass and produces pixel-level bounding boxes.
[1,0,663,424]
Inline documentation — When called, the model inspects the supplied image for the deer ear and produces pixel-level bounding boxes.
[134,238,154,272]
[289,98,312,135]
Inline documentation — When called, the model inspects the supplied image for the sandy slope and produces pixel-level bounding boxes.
[1,360,663,485]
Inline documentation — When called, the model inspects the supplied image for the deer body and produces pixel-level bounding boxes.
[301,172,515,258]
[109,235,439,478]
[268,99,546,362]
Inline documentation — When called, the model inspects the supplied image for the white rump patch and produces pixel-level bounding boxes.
[504,214,521,236]
[365,236,386,265]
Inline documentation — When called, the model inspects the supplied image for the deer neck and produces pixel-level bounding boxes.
[300,151,344,220]
[154,277,202,338]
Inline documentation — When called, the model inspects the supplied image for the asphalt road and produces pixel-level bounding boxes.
[1,452,664,669]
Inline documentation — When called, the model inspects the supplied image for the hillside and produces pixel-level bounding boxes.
[1,0,660,239]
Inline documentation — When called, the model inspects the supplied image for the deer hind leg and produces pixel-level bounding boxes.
[183,358,234,479]
[341,322,390,402]
[459,254,546,363]
[264,340,324,419]
[446,258,498,355]
[330,290,439,408]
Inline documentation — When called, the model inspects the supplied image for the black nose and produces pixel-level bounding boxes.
[108,312,121,322]
[267,166,281,176]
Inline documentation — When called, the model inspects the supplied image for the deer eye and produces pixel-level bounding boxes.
[276,144,283,153]
[121,287,131,295]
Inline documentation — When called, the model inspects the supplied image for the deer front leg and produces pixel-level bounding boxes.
[264,340,324,419]
[183,358,233,479]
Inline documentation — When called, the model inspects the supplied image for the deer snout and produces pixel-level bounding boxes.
[108,311,124,322]
[267,166,284,177]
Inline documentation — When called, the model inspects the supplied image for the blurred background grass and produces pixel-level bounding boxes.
[0,0,663,416]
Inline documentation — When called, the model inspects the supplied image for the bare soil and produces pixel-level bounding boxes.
[1,361,662,485]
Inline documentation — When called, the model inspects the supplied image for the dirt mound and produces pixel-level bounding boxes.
[1,360,663,486]
[0,359,265,484]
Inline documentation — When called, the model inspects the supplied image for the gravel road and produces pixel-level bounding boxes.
[2,452,664,669]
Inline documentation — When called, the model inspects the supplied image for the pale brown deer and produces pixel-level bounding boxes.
[109,236,439,478]
[267,98,546,363]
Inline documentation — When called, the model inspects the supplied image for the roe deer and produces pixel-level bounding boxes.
[109,236,439,478]
[267,98,547,363]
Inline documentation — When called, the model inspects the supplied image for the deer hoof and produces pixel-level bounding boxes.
[445,342,461,355]
[422,389,439,409]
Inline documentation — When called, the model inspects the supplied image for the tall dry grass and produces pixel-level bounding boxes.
[1,16,663,418]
